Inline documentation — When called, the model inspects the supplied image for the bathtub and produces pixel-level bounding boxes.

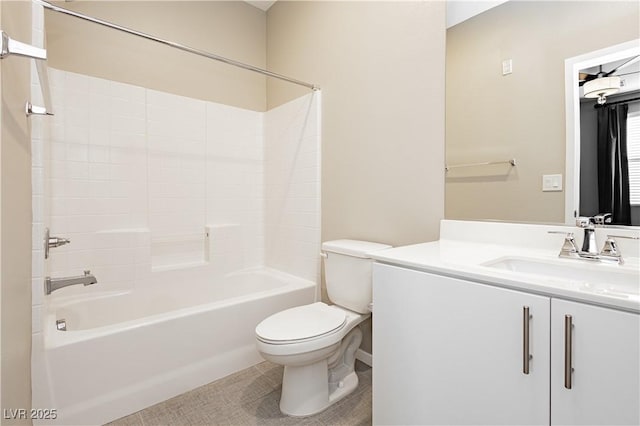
[38,268,316,425]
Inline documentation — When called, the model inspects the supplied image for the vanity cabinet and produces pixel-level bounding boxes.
[551,299,639,426]
[373,263,551,425]
[373,263,640,426]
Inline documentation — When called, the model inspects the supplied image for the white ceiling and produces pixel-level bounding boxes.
[244,1,506,23]
[446,0,509,28]
[244,1,276,12]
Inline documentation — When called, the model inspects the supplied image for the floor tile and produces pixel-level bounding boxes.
[316,390,372,426]
[106,360,372,426]
[222,367,280,405]
[105,412,143,426]
[254,361,284,388]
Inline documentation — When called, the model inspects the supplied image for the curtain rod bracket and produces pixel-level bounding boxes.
[0,30,47,60]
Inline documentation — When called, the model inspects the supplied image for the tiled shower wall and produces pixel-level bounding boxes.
[31,2,46,337]
[41,68,266,279]
[265,94,321,284]
[30,65,320,333]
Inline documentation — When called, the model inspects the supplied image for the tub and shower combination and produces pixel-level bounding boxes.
[30,3,321,424]
[42,268,315,425]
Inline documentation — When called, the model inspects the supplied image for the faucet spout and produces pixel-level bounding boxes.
[576,217,598,254]
[581,228,598,254]
[45,270,98,295]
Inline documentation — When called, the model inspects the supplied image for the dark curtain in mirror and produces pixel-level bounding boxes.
[597,104,631,225]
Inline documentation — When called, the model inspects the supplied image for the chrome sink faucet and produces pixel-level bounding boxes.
[45,270,98,295]
[577,213,614,254]
[549,214,638,265]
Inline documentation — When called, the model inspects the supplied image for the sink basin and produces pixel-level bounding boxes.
[482,256,639,298]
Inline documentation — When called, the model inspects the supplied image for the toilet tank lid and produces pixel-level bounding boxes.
[322,239,392,258]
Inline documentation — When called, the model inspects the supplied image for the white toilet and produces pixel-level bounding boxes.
[255,239,391,417]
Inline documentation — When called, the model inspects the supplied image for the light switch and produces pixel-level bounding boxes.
[502,59,513,76]
[542,174,563,192]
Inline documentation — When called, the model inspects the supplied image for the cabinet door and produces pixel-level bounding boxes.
[373,263,550,425]
[551,299,640,425]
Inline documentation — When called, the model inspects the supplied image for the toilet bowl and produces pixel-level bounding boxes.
[255,239,391,417]
[256,302,368,416]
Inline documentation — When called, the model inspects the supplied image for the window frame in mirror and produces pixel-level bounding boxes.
[564,39,640,226]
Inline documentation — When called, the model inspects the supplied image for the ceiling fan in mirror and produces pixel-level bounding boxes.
[579,55,640,105]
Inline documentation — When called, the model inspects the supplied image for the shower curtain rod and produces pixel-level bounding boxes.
[35,0,319,91]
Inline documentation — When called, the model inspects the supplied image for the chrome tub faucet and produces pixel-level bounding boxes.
[45,270,98,295]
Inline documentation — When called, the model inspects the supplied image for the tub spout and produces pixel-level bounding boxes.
[45,270,98,295]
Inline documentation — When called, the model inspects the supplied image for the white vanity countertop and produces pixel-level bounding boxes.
[370,220,640,313]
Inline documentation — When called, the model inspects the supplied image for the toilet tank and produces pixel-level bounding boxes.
[322,240,392,314]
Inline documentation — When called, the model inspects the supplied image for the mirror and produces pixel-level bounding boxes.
[445,0,640,226]
[566,43,640,226]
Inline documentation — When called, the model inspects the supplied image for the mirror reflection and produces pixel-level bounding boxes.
[579,56,640,225]
[445,1,640,226]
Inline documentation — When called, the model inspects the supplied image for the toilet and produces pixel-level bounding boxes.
[255,239,391,417]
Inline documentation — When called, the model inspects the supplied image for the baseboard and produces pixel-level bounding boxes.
[356,349,372,367]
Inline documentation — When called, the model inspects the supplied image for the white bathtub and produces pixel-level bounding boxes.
[39,268,316,425]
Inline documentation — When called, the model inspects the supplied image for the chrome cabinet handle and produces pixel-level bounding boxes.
[523,306,532,374]
[564,315,573,389]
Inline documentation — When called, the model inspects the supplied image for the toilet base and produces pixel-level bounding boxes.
[279,327,363,417]
[328,371,359,404]
[280,366,360,417]
[280,360,330,417]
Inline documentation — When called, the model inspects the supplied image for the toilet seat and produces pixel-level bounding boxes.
[256,302,347,345]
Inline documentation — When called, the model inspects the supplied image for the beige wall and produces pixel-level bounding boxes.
[46,1,267,111]
[446,1,640,223]
[267,1,446,353]
[0,0,3,411]
[268,1,445,246]
[1,1,33,423]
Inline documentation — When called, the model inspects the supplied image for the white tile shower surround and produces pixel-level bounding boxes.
[30,62,320,419]
[33,67,319,292]
[30,1,46,334]
[265,92,322,284]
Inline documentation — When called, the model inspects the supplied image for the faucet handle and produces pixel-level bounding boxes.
[548,231,579,257]
[560,233,579,256]
[593,213,612,225]
[599,235,638,265]
[600,237,620,257]
[607,234,640,240]
[44,227,71,259]
[575,217,593,228]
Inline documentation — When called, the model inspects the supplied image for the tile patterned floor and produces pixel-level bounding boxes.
[106,361,372,426]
